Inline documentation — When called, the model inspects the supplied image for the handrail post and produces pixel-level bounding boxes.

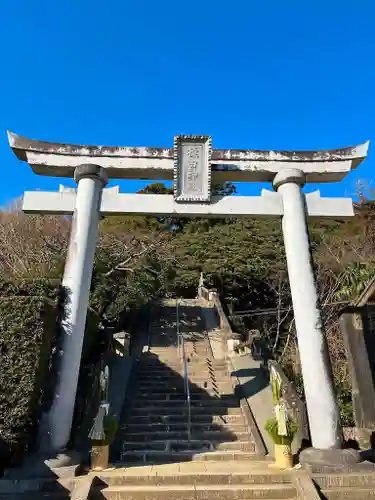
[176,299,191,442]
[176,299,181,358]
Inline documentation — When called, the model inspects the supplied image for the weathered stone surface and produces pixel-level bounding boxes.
[293,474,321,500]
[321,486,375,500]
[299,447,365,473]
[3,451,82,479]
[100,483,296,500]
[8,130,368,183]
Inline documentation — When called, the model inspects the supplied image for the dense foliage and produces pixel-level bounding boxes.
[0,183,374,451]
[0,281,61,468]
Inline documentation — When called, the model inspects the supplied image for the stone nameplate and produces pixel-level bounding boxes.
[173,135,212,202]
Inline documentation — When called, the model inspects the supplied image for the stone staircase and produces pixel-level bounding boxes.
[116,302,257,463]
[106,301,298,499]
[5,301,375,499]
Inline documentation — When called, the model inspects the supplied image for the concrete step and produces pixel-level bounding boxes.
[121,440,256,452]
[120,430,250,441]
[125,414,246,425]
[119,450,260,463]
[101,483,296,499]
[129,406,243,416]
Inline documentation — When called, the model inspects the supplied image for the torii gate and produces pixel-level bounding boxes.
[8,132,369,464]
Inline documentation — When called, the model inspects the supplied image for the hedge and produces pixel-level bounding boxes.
[0,280,61,469]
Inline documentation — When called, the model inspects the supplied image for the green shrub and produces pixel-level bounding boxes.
[0,280,61,467]
[338,386,355,427]
[264,417,299,446]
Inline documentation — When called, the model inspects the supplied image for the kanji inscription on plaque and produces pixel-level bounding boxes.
[173,135,212,202]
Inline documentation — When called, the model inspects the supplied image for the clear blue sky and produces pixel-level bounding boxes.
[1,1,374,206]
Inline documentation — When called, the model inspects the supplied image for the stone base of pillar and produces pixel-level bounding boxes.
[43,451,82,478]
[227,336,241,355]
[299,447,375,473]
[3,451,82,479]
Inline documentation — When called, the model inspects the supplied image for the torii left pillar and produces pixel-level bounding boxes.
[47,164,108,451]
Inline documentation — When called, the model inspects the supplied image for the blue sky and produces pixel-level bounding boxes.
[1,1,374,206]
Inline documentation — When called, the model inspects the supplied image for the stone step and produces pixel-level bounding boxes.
[137,363,226,370]
[119,422,248,433]
[134,389,233,397]
[138,369,226,377]
[138,361,227,370]
[134,388,228,395]
[136,377,231,385]
[94,470,294,486]
[0,493,70,500]
[140,360,224,366]
[129,406,243,416]
[313,472,375,489]
[138,360,224,366]
[120,440,256,452]
[4,495,68,500]
[136,376,230,384]
[119,450,259,463]
[136,372,226,380]
[139,354,222,361]
[137,368,221,375]
[138,360,223,367]
[0,479,74,496]
[125,414,245,425]
[135,383,233,392]
[101,484,296,499]
[131,399,240,408]
[321,487,375,500]
[134,388,235,397]
[119,430,250,442]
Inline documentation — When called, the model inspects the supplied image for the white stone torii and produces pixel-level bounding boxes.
[8,131,369,462]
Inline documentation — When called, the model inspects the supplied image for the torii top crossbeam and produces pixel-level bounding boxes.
[7,131,368,184]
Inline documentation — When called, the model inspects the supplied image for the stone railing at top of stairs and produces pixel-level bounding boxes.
[197,277,241,356]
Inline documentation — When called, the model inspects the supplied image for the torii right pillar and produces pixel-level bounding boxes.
[273,168,359,470]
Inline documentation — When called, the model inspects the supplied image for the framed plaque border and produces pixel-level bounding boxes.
[173,135,212,203]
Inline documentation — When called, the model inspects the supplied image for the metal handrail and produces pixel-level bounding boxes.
[176,299,191,441]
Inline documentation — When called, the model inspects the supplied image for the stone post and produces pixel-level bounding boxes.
[340,309,375,448]
[273,169,343,451]
[48,164,108,451]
